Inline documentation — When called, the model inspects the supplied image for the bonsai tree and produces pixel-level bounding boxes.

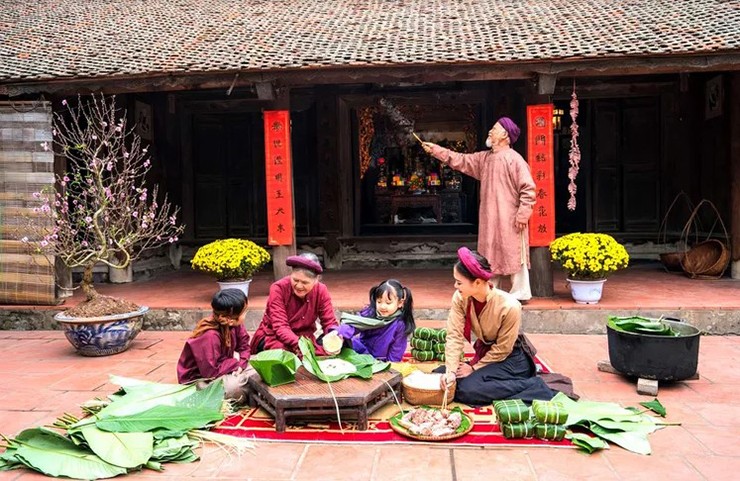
[24,94,184,316]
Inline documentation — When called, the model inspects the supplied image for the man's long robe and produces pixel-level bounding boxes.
[430,145,536,275]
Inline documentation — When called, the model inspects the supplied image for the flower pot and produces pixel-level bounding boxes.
[217,279,252,298]
[567,278,606,304]
[54,306,148,356]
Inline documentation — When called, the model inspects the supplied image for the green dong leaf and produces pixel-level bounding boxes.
[639,398,667,417]
[80,426,153,468]
[11,428,127,479]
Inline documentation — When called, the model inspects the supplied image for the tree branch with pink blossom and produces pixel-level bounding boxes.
[24,94,184,300]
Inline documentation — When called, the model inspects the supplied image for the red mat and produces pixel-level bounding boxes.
[214,354,574,448]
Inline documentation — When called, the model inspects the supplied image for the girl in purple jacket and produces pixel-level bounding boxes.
[334,279,415,362]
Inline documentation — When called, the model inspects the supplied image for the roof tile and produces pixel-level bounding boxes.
[0,0,738,82]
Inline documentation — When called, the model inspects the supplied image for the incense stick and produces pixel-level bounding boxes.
[412,132,424,144]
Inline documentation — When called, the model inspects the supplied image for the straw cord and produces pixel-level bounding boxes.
[441,382,449,411]
[325,379,344,434]
[381,378,404,414]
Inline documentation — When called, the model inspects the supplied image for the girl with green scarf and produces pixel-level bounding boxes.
[332,279,415,361]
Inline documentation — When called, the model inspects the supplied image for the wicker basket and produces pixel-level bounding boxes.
[658,192,697,274]
[402,380,456,406]
[659,252,685,272]
[678,200,730,280]
[682,239,730,279]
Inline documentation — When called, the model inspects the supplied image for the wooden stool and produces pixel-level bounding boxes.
[247,368,402,432]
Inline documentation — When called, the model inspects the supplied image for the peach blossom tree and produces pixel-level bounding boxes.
[24,94,183,301]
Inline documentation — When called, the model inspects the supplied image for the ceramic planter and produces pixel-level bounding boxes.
[54,306,148,356]
[217,279,253,298]
[567,278,606,304]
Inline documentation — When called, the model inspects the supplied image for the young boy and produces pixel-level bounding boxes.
[177,288,254,402]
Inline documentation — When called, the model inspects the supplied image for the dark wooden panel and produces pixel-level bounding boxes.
[191,112,267,239]
[194,181,227,238]
[593,100,620,232]
[622,98,660,232]
[591,97,661,234]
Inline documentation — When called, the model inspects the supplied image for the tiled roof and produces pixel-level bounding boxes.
[1,0,738,82]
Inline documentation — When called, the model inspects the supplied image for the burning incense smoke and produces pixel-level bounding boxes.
[379,98,415,138]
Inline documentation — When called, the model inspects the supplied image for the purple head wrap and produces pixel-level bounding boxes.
[457,247,492,281]
[286,256,323,274]
[497,117,521,144]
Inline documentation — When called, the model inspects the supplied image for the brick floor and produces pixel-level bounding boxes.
[0,331,738,480]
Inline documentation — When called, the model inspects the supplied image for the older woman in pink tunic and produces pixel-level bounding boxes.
[422,117,536,301]
[250,253,338,357]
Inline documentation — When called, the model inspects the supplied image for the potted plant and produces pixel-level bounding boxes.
[23,94,184,356]
[549,233,629,304]
[190,238,271,297]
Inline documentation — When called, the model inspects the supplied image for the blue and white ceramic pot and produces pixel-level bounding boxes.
[54,306,148,356]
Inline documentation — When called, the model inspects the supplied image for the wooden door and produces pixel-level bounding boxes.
[592,97,660,234]
[192,113,265,239]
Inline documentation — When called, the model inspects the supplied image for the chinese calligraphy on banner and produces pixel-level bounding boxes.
[264,110,294,245]
[526,104,555,247]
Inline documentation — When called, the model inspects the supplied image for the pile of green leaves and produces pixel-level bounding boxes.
[299,337,390,382]
[0,375,246,479]
[608,316,679,336]
[555,392,670,455]
[249,349,301,386]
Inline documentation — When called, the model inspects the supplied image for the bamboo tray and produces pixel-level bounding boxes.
[389,408,474,441]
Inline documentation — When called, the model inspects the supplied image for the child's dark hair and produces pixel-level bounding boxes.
[364,279,415,335]
[211,288,247,318]
[455,250,492,281]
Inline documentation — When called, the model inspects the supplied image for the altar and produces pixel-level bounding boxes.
[374,191,463,224]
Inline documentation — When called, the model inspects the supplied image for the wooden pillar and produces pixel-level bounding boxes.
[267,87,295,280]
[731,73,740,279]
[526,76,555,297]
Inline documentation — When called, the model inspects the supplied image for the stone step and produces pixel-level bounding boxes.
[2,306,737,335]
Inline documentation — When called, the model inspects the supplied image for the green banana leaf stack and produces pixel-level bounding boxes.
[249,349,301,386]
[0,375,253,479]
[555,392,667,455]
[608,316,679,336]
[299,337,390,382]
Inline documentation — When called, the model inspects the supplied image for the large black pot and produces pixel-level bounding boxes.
[607,318,701,381]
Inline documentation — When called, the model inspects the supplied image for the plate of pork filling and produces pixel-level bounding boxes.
[389,406,474,441]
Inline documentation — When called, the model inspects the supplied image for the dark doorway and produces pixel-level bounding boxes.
[592,97,661,235]
[554,96,662,237]
[191,113,266,239]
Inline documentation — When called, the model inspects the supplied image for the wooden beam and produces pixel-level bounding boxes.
[537,73,557,95]
[3,54,740,97]
[255,81,275,101]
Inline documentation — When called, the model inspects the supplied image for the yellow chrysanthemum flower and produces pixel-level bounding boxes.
[549,233,629,280]
[191,238,271,281]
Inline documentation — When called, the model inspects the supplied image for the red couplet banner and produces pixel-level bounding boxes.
[263,110,294,245]
[526,104,555,247]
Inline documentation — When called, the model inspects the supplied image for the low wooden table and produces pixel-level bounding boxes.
[247,368,402,432]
